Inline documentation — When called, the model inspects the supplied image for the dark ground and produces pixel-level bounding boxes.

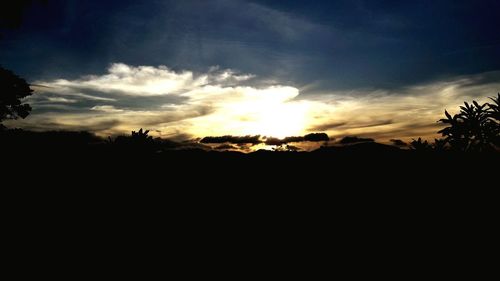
[2,129,497,186]
[2,129,496,277]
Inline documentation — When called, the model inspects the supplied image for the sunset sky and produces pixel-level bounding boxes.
[2,0,500,144]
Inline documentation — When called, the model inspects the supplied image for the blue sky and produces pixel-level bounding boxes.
[1,0,500,143]
[3,0,499,90]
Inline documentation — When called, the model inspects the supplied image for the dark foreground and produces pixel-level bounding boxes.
[3,130,498,186]
[2,130,497,276]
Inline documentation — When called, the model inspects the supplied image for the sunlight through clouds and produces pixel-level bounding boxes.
[10,63,500,144]
[17,63,313,138]
[184,86,310,138]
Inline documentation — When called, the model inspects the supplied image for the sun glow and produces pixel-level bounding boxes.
[240,100,310,138]
[187,86,311,138]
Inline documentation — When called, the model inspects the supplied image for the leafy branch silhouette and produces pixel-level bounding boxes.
[438,94,499,152]
[0,67,33,124]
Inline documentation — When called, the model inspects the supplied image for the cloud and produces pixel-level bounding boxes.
[304,133,329,142]
[309,122,347,131]
[15,63,307,138]
[46,97,77,103]
[16,118,123,133]
[91,105,124,113]
[264,136,303,146]
[264,133,329,145]
[200,132,329,151]
[43,63,208,96]
[214,144,240,150]
[210,67,256,84]
[200,135,262,145]
[339,136,375,145]
[305,71,500,142]
[310,120,394,131]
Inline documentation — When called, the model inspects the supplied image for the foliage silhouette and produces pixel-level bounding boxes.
[438,95,499,152]
[132,128,153,142]
[486,93,500,147]
[487,93,499,121]
[409,138,432,151]
[111,128,158,153]
[433,138,447,151]
[0,67,33,123]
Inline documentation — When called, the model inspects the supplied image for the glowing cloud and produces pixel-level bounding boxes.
[16,63,312,138]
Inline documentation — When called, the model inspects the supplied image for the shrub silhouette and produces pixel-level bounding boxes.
[0,67,33,123]
[487,93,499,121]
[112,128,157,153]
[486,93,500,147]
[131,128,153,143]
[438,95,499,152]
[433,138,447,151]
[410,138,432,151]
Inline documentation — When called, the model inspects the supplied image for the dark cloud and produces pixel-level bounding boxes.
[304,133,329,142]
[264,137,286,146]
[200,135,262,144]
[265,136,303,145]
[16,118,122,133]
[310,120,393,132]
[111,95,189,111]
[353,123,444,141]
[30,87,189,112]
[214,144,239,150]
[264,133,329,145]
[339,136,375,145]
[202,133,330,146]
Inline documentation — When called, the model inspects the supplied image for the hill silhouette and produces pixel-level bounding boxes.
[2,126,497,176]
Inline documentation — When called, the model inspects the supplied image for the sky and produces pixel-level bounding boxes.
[1,0,500,146]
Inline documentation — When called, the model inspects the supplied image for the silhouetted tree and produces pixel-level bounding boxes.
[486,93,500,147]
[433,138,447,151]
[410,138,432,151]
[0,67,33,124]
[487,93,499,121]
[112,128,157,154]
[131,128,153,143]
[438,96,499,152]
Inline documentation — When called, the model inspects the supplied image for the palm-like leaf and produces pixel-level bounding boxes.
[438,97,498,152]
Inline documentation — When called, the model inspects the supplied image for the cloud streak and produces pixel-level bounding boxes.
[304,71,500,142]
